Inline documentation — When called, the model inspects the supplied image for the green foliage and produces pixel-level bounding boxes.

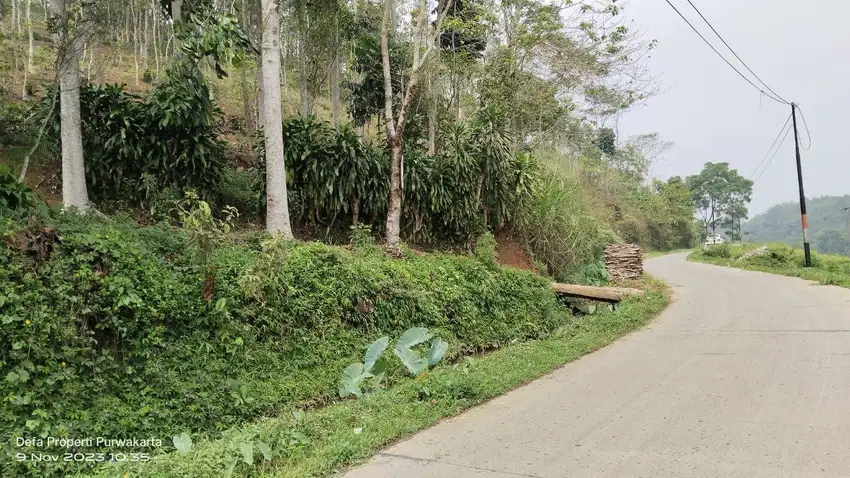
[219,166,263,219]
[35,68,226,204]
[172,189,238,276]
[347,12,409,126]
[0,212,570,476]
[177,11,254,78]
[338,336,389,398]
[392,327,448,376]
[701,243,731,258]
[690,243,850,289]
[0,165,38,215]
[513,169,614,280]
[102,287,668,478]
[0,102,35,147]
[473,231,498,266]
[253,112,534,246]
[686,162,753,237]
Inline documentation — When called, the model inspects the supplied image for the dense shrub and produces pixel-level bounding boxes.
[701,243,731,258]
[0,102,35,146]
[253,109,535,246]
[34,62,226,204]
[0,213,570,476]
[0,165,39,215]
[742,244,795,267]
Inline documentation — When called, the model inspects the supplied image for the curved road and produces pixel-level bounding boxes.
[345,253,850,478]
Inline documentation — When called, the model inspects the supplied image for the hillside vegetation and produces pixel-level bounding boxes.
[744,196,850,256]
[1,0,687,475]
[690,243,850,288]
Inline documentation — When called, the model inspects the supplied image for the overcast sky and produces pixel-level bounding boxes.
[616,0,850,215]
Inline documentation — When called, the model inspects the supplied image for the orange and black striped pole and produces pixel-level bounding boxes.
[791,103,812,267]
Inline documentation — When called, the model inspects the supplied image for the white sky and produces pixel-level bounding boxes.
[616,0,850,215]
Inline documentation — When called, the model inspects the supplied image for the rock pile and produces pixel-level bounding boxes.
[736,245,768,262]
[604,243,644,281]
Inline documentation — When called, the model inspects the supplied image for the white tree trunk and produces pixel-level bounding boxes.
[26,0,34,70]
[171,0,181,23]
[131,1,139,84]
[152,0,159,71]
[330,54,340,127]
[54,0,90,209]
[255,62,264,127]
[261,0,293,237]
[13,0,21,35]
[381,0,401,246]
[297,31,310,117]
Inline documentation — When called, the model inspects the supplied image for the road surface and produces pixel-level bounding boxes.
[344,253,850,478]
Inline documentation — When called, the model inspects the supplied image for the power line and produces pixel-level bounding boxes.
[684,0,790,104]
[750,113,792,179]
[661,0,788,105]
[794,103,813,150]
[753,120,793,184]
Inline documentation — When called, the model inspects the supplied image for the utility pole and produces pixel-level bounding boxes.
[791,103,811,267]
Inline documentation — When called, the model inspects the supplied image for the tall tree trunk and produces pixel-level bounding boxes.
[381,0,402,246]
[297,30,310,117]
[142,2,150,69]
[21,57,28,100]
[281,32,288,109]
[131,1,139,84]
[239,0,254,131]
[261,0,293,237]
[152,0,159,71]
[255,62,264,128]
[330,54,340,128]
[381,0,441,246]
[170,0,182,57]
[427,77,436,155]
[330,10,340,127]
[240,62,254,131]
[53,0,90,210]
[12,0,20,35]
[26,0,34,70]
[92,44,104,83]
[171,0,181,23]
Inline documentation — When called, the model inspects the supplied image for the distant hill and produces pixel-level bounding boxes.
[744,195,850,257]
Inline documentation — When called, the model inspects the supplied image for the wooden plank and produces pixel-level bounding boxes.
[551,282,644,303]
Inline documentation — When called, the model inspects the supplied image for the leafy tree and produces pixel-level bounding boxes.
[380,0,449,247]
[687,162,752,237]
[814,229,850,256]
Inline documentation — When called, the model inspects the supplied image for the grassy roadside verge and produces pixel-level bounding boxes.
[91,283,669,478]
[688,243,850,289]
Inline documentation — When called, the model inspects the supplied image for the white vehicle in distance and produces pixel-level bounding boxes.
[704,234,725,246]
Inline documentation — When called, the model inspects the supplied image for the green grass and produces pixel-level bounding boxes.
[689,243,850,289]
[92,284,668,478]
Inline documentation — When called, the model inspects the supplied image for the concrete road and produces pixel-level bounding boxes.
[344,253,850,478]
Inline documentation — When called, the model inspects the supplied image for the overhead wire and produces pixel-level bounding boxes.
[684,0,790,104]
[753,121,793,184]
[794,103,813,150]
[750,113,792,179]
[661,0,789,105]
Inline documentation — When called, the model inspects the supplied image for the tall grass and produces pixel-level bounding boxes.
[513,168,616,281]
